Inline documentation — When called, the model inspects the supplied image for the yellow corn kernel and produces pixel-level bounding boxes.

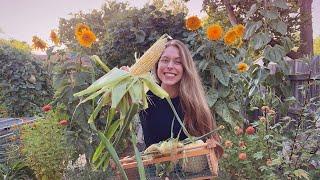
[130,34,170,76]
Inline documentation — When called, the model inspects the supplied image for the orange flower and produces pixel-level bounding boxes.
[75,23,90,37]
[224,140,233,148]
[59,119,68,126]
[224,29,238,45]
[238,152,247,160]
[41,104,52,112]
[206,24,223,41]
[237,62,249,73]
[245,126,255,135]
[76,29,96,48]
[32,36,47,51]
[185,16,201,31]
[233,24,245,38]
[50,30,60,46]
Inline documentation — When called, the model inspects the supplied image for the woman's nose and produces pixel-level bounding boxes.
[167,60,174,68]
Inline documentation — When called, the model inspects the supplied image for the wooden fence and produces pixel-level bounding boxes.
[286,56,320,113]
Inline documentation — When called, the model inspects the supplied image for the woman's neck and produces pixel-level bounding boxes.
[161,83,179,98]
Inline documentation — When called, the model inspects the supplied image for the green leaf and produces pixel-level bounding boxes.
[111,78,132,108]
[293,169,309,180]
[261,9,279,19]
[214,100,236,127]
[97,131,128,180]
[244,21,262,40]
[130,130,146,180]
[88,91,110,123]
[228,101,240,112]
[217,85,230,98]
[211,65,229,86]
[244,4,257,22]
[74,68,130,97]
[141,75,169,99]
[252,151,263,160]
[91,55,110,73]
[272,0,289,9]
[206,88,219,107]
[281,37,294,53]
[198,60,209,71]
[251,32,271,50]
[135,30,146,43]
[270,20,287,35]
[263,45,286,64]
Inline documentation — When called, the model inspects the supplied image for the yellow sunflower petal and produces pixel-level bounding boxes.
[75,23,91,37]
[32,36,47,51]
[237,62,249,73]
[185,16,202,31]
[50,30,60,46]
[76,29,96,48]
[206,24,223,41]
[224,29,238,45]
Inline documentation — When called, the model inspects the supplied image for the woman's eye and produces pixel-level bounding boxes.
[161,59,169,63]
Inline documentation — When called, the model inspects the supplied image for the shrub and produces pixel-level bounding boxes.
[0,44,53,117]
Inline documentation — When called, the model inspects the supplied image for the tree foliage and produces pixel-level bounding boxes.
[314,36,320,55]
[201,0,315,58]
[0,43,53,117]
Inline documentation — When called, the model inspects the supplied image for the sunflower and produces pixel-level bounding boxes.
[237,62,249,73]
[50,30,60,46]
[224,29,238,45]
[233,24,245,38]
[32,36,47,51]
[185,16,201,31]
[75,23,91,37]
[76,29,96,48]
[206,24,223,41]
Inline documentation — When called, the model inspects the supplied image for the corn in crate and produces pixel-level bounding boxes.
[114,138,222,180]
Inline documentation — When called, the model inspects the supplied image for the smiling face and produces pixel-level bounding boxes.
[157,45,184,95]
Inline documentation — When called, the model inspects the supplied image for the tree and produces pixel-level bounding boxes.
[201,0,314,59]
[314,36,320,55]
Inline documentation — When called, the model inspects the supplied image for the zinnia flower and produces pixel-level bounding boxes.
[42,104,52,112]
[238,152,247,160]
[185,16,201,31]
[75,23,90,37]
[224,29,238,45]
[32,36,47,51]
[50,30,60,46]
[233,24,245,38]
[76,29,96,48]
[59,119,68,126]
[237,62,249,73]
[224,140,233,148]
[206,24,223,41]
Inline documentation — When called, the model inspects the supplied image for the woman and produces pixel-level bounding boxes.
[138,39,219,147]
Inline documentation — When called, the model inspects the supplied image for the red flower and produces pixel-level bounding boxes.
[246,126,255,135]
[42,104,52,112]
[59,120,68,126]
[238,152,247,160]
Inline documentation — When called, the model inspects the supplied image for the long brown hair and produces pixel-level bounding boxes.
[155,40,217,137]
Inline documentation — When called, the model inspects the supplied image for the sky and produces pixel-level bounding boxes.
[0,0,319,45]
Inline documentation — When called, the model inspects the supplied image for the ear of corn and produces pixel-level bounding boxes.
[129,34,170,76]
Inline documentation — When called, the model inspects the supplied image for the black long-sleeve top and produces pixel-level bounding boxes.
[139,91,187,147]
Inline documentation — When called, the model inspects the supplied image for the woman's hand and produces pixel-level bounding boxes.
[120,66,130,72]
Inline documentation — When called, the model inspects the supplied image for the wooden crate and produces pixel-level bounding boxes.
[115,139,222,180]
